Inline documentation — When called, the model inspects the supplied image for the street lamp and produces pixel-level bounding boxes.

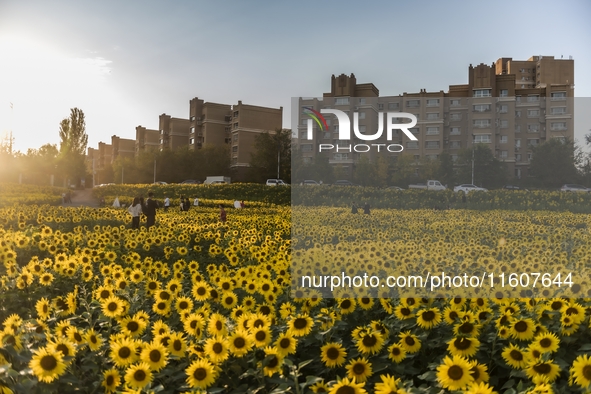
[153,158,156,183]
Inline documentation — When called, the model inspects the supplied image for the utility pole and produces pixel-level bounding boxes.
[277,139,281,180]
[471,134,475,185]
[153,158,156,183]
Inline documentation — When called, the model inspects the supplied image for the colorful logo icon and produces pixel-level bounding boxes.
[303,107,328,132]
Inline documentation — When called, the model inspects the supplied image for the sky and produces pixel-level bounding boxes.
[1,0,590,153]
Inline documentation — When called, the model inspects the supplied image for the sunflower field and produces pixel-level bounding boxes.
[1,186,591,393]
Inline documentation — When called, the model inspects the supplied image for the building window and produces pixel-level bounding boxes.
[190,127,195,133]
[473,89,491,97]
[378,104,384,110]
[335,97,349,105]
[551,122,567,131]
[473,134,491,143]
[358,111,366,120]
[550,107,566,115]
[190,116,195,122]
[359,98,366,105]
[516,154,522,162]
[358,125,366,133]
[300,131,306,139]
[388,102,399,110]
[451,99,461,106]
[499,89,509,97]
[322,132,330,139]
[234,122,238,129]
[551,91,566,100]
[515,139,521,148]
[527,124,540,132]
[527,153,533,161]
[333,153,348,160]
[425,141,440,149]
[515,125,521,133]
[516,110,521,118]
[426,99,439,107]
[426,113,439,120]
[301,144,313,152]
[407,141,419,149]
[527,95,540,102]
[473,119,491,128]
[426,154,438,160]
[450,113,461,121]
[516,96,521,103]
[233,134,238,142]
[500,120,508,128]
[500,135,508,143]
[499,105,508,113]
[500,150,508,158]
[232,146,238,152]
[450,141,461,149]
[527,109,540,118]
[406,99,420,108]
[426,126,439,135]
[528,139,540,147]
[409,127,419,137]
[473,104,491,112]
[233,111,239,118]
[189,138,194,144]
[451,154,459,162]
[450,127,461,135]
[555,136,566,144]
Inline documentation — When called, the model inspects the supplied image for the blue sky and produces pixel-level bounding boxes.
[1,0,590,153]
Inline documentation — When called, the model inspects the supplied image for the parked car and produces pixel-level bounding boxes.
[181,180,200,184]
[388,186,405,191]
[408,180,446,191]
[332,180,356,186]
[301,180,320,186]
[266,179,287,186]
[560,184,591,192]
[454,184,488,193]
[503,185,521,190]
[153,181,168,185]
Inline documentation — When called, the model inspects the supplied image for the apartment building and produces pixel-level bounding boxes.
[111,135,135,161]
[296,56,574,180]
[135,126,160,154]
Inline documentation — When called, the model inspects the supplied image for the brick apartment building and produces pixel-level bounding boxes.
[295,56,574,181]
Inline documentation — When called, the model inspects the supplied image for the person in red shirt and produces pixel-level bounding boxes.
[219,204,227,223]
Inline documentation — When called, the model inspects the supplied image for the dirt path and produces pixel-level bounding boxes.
[63,188,100,208]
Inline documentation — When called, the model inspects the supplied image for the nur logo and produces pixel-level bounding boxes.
[303,107,418,153]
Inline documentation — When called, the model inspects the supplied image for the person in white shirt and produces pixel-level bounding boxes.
[127,197,143,229]
[193,197,199,206]
[164,196,170,211]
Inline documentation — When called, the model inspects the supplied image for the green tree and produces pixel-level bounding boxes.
[457,144,507,189]
[437,152,456,188]
[58,108,88,187]
[390,154,416,187]
[249,129,291,183]
[529,138,579,189]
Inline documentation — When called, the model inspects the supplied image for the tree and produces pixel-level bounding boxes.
[249,129,291,183]
[457,144,507,189]
[529,138,579,188]
[436,152,456,188]
[58,108,89,186]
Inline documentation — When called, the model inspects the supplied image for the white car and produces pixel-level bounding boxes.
[454,184,488,193]
[301,180,320,186]
[266,179,287,186]
[560,184,591,192]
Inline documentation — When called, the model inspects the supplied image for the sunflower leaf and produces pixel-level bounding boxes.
[417,370,436,381]
[501,379,515,389]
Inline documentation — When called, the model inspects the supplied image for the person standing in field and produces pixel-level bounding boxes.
[219,204,227,223]
[164,196,170,211]
[144,192,158,228]
[127,197,143,229]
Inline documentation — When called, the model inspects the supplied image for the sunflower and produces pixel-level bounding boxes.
[175,296,194,315]
[185,358,217,389]
[119,316,147,338]
[101,296,125,318]
[374,374,403,394]
[398,331,421,354]
[110,338,138,367]
[275,332,297,357]
[228,329,253,357]
[67,326,85,346]
[29,347,66,383]
[288,314,314,337]
[525,359,561,383]
[204,336,229,364]
[447,336,481,358]
[328,377,367,394]
[167,332,187,358]
[207,313,228,336]
[337,298,357,314]
[510,318,536,341]
[469,361,490,384]
[47,338,76,361]
[183,313,205,338]
[501,343,529,369]
[320,342,347,368]
[346,357,373,383]
[570,354,591,388]
[416,307,442,329]
[262,346,284,377]
[38,272,54,286]
[532,332,560,354]
[387,343,407,363]
[35,298,52,320]
[465,382,497,394]
[124,362,153,389]
[436,355,474,391]
[85,329,103,351]
[220,291,238,310]
[101,368,121,393]
[356,330,385,355]
[310,380,330,393]
[252,326,272,348]
[140,342,169,371]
